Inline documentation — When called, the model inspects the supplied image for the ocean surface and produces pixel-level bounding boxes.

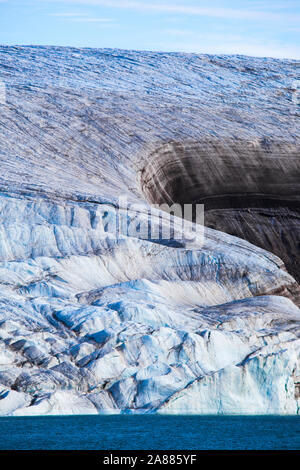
[0,415,299,450]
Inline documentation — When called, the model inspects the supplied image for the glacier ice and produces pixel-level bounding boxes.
[0,46,299,415]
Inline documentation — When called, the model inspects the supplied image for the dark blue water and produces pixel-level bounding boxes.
[0,415,299,450]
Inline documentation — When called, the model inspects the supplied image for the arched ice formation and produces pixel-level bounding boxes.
[0,46,299,415]
[139,139,300,283]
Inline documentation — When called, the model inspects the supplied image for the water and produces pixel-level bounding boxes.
[0,415,299,450]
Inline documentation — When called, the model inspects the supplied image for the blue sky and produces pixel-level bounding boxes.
[0,0,299,58]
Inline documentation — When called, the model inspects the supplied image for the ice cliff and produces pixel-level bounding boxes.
[0,46,299,415]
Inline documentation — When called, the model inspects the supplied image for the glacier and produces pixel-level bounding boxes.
[0,46,299,415]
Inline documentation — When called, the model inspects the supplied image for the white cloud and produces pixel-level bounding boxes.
[65,17,116,22]
[38,0,300,23]
[49,12,90,16]
[149,30,300,59]
[49,12,116,23]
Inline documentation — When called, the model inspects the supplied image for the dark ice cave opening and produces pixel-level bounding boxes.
[139,139,300,283]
